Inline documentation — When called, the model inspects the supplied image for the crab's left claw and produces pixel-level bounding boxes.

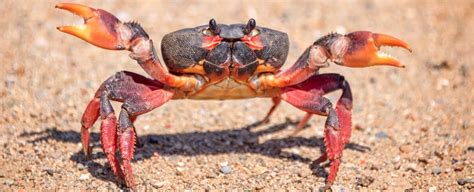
[56,3,123,50]
[335,31,412,68]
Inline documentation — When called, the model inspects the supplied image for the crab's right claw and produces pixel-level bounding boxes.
[337,31,412,68]
[56,3,124,50]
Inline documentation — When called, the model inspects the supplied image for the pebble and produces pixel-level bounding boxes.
[254,165,268,175]
[431,167,442,175]
[77,163,86,170]
[79,173,90,181]
[457,178,474,186]
[453,163,464,172]
[205,172,218,178]
[95,168,104,175]
[151,180,168,188]
[462,120,469,129]
[219,164,232,174]
[468,146,474,152]
[355,175,374,187]
[393,155,401,163]
[45,168,54,176]
[296,168,312,178]
[354,124,365,131]
[375,131,389,139]
[406,163,418,172]
[176,167,186,175]
[428,186,437,192]
[4,179,14,186]
[331,184,348,192]
[399,144,413,153]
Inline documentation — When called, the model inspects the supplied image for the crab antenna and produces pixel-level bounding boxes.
[245,18,256,34]
[209,18,220,34]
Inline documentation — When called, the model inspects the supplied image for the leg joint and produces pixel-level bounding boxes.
[118,109,134,130]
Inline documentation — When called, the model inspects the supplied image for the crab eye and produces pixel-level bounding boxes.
[244,18,259,36]
[203,18,220,36]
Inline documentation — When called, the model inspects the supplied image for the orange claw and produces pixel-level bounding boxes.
[341,31,411,68]
[56,3,123,50]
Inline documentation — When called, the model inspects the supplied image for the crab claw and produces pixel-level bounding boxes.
[56,3,123,50]
[338,31,411,68]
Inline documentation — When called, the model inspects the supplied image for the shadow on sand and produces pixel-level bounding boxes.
[20,119,370,188]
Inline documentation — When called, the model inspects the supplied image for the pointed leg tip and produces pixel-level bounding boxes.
[54,3,67,9]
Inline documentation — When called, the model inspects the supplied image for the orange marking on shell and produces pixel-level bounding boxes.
[201,36,223,50]
[241,35,264,50]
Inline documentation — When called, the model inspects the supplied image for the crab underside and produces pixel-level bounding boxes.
[56,3,411,189]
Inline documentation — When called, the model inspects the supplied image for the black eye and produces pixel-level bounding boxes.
[203,18,220,36]
[244,18,259,36]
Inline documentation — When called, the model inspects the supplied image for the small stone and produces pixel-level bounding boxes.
[255,184,265,190]
[45,168,54,176]
[393,155,401,163]
[418,157,429,164]
[453,163,464,172]
[176,167,186,175]
[95,168,104,175]
[151,180,168,188]
[354,124,365,131]
[4,179,14,186]
[219,164,232,174]
[394,163,401,170]
[434,151,444,159]
[375,131,389,139]
[406,163,417,172]
[399,144,413,153]
[467,146,474,152]
[370,163,381,171]
[444,168,452,173]
[431,167,442,175]
[462,120,469,129]
[457,178,474,186]
[355,175,374,187]
[77,163,86,170]
[79,173,90,180]
[428,186,437,192]
[297,168,312,178]
[331,184,348,192]
[205,172,218,178]
[254,165,268,175]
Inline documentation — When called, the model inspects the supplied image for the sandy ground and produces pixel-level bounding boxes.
[0,0,473,191]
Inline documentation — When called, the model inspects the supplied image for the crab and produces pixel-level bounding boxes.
[56,3,411,189]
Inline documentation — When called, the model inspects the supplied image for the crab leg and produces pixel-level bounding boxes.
[56,3,204,91]
[260,97,281,124]
[260,98,313,134]
[292,113,312,135]
[280,73,352,188]
[252,31,411,89]
[80,71,174,188]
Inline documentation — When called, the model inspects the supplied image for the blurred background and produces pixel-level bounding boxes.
[0,0,472,190]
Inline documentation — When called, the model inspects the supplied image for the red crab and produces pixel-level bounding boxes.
[56,3,411,189]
